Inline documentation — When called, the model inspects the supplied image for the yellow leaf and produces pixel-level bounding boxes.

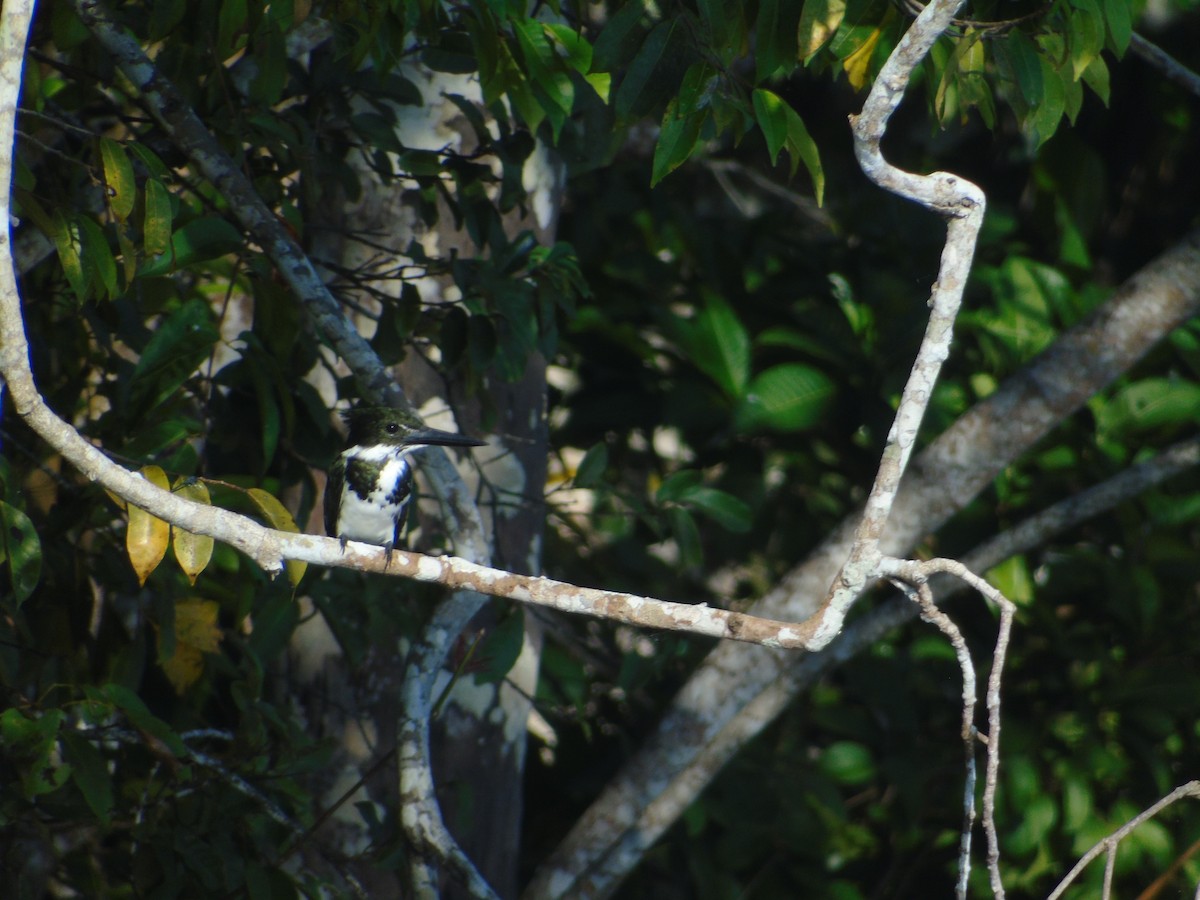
[127,466,170,586]
[158,598,222,694]
[843,28,883,91]
[248,488,306,587]
[171,478,214,586]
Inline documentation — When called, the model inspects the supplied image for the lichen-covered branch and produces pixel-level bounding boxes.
[806,0,987,649]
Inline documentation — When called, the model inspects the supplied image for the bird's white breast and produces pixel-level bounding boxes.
[335,451,413,545]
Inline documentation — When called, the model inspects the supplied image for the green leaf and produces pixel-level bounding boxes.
[0,708,70,797]
[986,555,1035,605]
[62,731,115,826]
[1081,55,1110,104]
[677,485,752,532]
[593,0,651,71]
[515,20,574,118]
[1096,379,1200,438]
[819,740,877,785]
[756,0,800,81]
[1102,0,1132,55]
[125,298,219,413]
[1004,31,1043,106]
[651,96,708,187]
[1032,57,1066,146]
[543,23,593,75]
[753,88,789,163]
[50,211,88,302]
[77,215,118,300]
[751,89,824,203]
[798,0,846,61]
[574,442,609,489]
[97,683,187,756]
[148,0,186,41]
[99,137,136,221]
[143,178,173,257]
[680,295,750,399]
[667,505,704,568]
[735,363,834,432]
[656,470,701,503]
[472,609,526,684]
[1068,0,1105,81]
[139,216,242,277]
[615,19,683,120]
[0,500,42,606]
[127,142,171,179]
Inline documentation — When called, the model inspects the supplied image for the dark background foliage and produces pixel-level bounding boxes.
[3,0,1200,896]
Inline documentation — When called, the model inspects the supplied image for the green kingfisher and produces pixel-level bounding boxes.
[324,407,485,552]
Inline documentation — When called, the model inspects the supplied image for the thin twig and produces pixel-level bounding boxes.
[1048,782,1200,900]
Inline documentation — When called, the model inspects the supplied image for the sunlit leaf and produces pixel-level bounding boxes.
[127,465,171,586]
[1096,379,1200,438]
[248,488,307,587]
[171,478,213,585]
[842,26,881,90]
[1068,0,1105,81]
[735,363,835,432]
[99,137,136,221]
[143,178,173,258]
[819,740,877,785]
[798,0,846,61]
[1032,57,1066,146]
[50,211,87,302]
[1081,55,1110,104]
[986,555,1036,605]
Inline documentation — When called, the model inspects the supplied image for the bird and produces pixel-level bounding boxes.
[324,407,485,554]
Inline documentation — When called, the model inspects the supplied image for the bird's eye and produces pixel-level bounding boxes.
[386,423,399,434]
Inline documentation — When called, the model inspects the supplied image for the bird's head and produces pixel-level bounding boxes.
[342,407,485,451]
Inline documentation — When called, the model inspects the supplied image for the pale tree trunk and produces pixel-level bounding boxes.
[294,63,563,897]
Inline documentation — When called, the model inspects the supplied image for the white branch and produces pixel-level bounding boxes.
[798,0,987,650]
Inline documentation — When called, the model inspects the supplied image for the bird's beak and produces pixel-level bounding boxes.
[404,428,487,449]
